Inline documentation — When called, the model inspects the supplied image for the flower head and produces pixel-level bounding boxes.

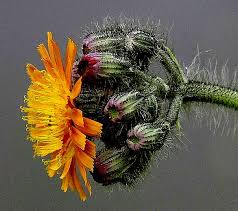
[21,32,102,201]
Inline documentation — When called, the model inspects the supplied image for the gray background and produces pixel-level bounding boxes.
[1,0,238,210]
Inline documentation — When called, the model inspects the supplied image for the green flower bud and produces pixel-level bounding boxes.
[104,92,143,122]
[80,52,132,78]
[125,30,158,54]
[92,147,136,185]
[83,32,124,54]
[126,123,169,150]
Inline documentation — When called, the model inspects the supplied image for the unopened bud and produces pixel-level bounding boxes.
[104,92,142,122]
[125,30,158,54]
[126,123,167,150]
[83,33,124,54]
[92,147,134,185]
[80,53,131,78]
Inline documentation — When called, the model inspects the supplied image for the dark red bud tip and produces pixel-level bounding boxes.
[78,53,102,78]
[92,157,113,185]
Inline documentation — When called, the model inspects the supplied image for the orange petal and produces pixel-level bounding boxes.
[51,39,65,80]
[84,140,96,159]
[65,38,77,88]
[86,181,92,196]
[75,149,94,172]
[60,157,72,179]
[61,174,69,192]
[48,159,62,171]
[37,43,51,62]
[75,157,87,185]
[68,173,75,191]
[37,44,56,77]
[77,117,102,137]
[47,32,56,67]
[70,77,82,99]
[47,167,57,178]
[71,126,86,150]
[26,63,44,81]
[42,58,57,77]
[72,167,87,201]
[74,159,92,195]
[69,108,84,127]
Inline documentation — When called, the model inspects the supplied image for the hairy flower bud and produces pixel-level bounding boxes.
[82,33,124,54]
[125,30,158,54]
[104,92,143,122]
[126,123,168,150]
[80,52,132,78]
[92,146,155,186]
[92,147,135,185]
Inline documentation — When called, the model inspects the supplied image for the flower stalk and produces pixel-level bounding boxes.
[184,81,238,110]
[158,45,187,85]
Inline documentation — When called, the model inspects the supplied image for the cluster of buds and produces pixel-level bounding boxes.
[83,27,160,57]
[75,21,184,186]
[75,19,238,190]
[70,21,167,88]
[78,24,164,78]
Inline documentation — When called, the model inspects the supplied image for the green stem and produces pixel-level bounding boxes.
[134,70,169,95]
[184,81,238,110]
[153,94,183,148]
[158,45,187,85]
[166,95,183,125]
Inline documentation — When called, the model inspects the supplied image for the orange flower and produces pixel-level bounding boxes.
[21,32,102,201]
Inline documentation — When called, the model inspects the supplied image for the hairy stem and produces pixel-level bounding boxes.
[184,81,238,110]
[153,94,183,148]
[158,45,187,85]
[166,95,183,125]
[134,70,169,95]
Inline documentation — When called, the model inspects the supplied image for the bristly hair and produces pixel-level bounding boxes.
[155,124,191,162]
[185,47,238,89]
[83,15,168,44]
[80,16,170,72]
[183,47,238,137]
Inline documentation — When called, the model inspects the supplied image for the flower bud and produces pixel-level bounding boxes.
[80,52,132,78]
[104,92,143,122]
[126,123,167,150]
[125,30,158,54]
[92,146,155,186]
[82,33,124,54]
[92,147,134,185]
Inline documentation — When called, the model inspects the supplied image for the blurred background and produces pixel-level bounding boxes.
[1,0,238,210]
